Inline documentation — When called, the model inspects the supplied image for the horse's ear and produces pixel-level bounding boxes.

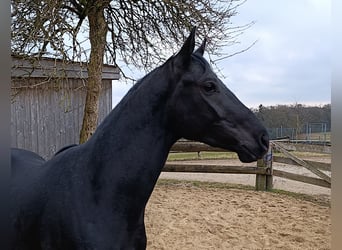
[173,27,196,69]
[194,38,207,56]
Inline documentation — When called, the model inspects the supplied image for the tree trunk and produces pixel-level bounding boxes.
[79,3,108,143]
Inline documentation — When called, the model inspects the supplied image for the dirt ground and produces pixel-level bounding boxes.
[144,157,331,249]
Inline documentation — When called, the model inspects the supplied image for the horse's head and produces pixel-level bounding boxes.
[166,28,269,163]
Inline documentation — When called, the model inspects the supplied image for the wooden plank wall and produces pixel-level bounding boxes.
[11,77,112,159]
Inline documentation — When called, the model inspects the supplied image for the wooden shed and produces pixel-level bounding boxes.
[11,55,120,159]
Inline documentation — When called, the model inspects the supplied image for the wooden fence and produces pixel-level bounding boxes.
[162,140,331,191]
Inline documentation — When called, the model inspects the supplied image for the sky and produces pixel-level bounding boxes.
[112,0,331,109]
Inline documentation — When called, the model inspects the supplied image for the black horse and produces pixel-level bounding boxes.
[10,28,269,250]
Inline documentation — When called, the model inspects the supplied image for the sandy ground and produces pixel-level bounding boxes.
[145,183,331,250]
[144,157,331,249]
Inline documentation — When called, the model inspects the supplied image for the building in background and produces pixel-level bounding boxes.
[11,55,120,159]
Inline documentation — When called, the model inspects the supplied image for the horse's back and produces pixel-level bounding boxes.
[10,148,47,249]
[11,148,46,175]
[11,143,78,174]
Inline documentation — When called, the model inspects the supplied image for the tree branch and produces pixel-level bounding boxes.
[213,40,258,63]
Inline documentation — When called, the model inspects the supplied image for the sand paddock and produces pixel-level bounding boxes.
[145,181,331,250]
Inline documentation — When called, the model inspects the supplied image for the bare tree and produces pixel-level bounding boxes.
[11,0,251,143]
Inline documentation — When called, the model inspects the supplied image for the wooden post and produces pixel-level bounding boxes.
[255,144,273,191]
[265,146,273,191]
[256,159,267,191]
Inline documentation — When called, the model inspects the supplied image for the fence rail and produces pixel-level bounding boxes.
[273,156,330,171]
[272,170,330,188]
[163,140,331,191]
[164,163,269,175]
[171,140,332,154]
[272,142,331,183]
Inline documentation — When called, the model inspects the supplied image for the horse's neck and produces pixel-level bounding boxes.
[84,69,177,210]
[91,68,176,159]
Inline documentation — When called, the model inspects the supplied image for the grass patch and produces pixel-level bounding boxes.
[156,178,330,207]
[297,132,331,141]
[273,151,330,158]
[168,150,330,162]
[270,188,330,207]
[167,151,238,161]
[157,178,255,191]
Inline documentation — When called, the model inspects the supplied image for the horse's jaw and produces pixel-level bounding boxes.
[198,120,269,163]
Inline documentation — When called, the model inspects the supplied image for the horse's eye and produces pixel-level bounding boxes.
[202,82,217,93]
